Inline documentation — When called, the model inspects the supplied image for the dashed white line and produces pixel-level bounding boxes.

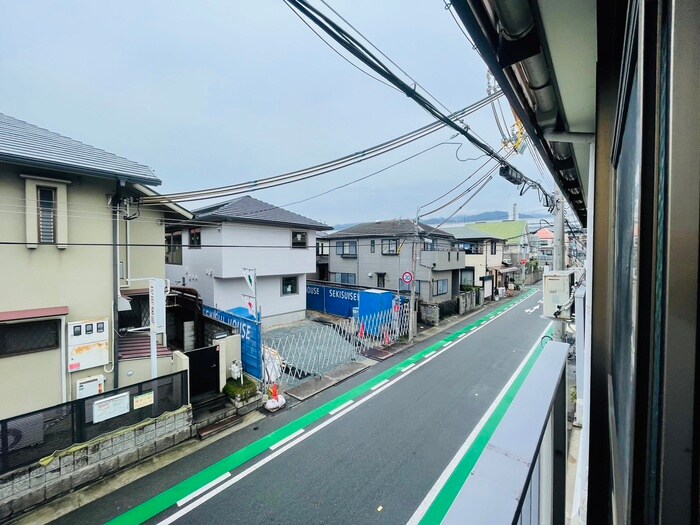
[176,473,231,507]
[371,379,389,391]
[329,400,354,415]
[269,429,305,451]
[424,350,436,358]
[401,363,416,372]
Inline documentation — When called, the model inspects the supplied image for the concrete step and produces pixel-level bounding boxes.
[197,413,244,440]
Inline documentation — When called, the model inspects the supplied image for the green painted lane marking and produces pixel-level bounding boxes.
[419,325,556,524]
[107,289,539,525]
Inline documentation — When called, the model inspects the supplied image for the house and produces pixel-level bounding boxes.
[468,219,530,264]
[311,231,330,281]
[326,219,462,302]
[441,224,507,298]
[165,196,333,329]
[0,113,191,419]
[531,228,554,270]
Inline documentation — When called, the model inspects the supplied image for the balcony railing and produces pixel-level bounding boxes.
[441,341,568,524]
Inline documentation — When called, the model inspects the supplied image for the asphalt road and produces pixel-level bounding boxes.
[51,289,549,525]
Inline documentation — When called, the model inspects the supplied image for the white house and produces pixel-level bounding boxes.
[165,196,333,328]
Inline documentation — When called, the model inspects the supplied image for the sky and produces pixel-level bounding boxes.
[0,1,556,227]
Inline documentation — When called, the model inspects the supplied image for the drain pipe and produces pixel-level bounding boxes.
[112,181,123,388]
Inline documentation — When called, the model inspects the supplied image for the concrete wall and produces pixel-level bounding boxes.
[0,407,193,522]
[117,355,181,387]
[119,205,168,288]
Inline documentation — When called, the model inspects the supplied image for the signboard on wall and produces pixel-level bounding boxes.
[67,318,109,372]
[93,392,130,423]
[306,284,359,318]
[201,305,262,380]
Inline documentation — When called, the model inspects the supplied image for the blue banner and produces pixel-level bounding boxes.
[306,284,359,318]
[201,305,262,381]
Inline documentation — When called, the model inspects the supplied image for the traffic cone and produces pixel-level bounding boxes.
[384,330,391,345]
[358,323,365,338]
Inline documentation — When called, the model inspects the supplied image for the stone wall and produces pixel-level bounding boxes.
[419,303,440,326]
[0,406,193,521]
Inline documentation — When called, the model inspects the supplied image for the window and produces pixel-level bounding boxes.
[490,241,498,255]
[37,187,56,244]
[370,240,376,253]
[165,232,182,265]
[189,228,201,249]
[399,279,420,293]
[333,272,356,285]
[377,273,385,288]
[316,241,329,256]
[336,241,357,257]
[381,239,399,255]
[423,239,437,251]
[0,320,60,357]
[292,231,307,249]
[434,279,448,296]
[281,276,298,295]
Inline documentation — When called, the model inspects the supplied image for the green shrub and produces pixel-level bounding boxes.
[223,375,259,401]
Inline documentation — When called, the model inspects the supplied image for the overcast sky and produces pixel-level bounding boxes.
[0,1,555,227]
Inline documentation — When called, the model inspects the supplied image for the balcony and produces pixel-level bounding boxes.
[420,249,463,271]
[435,341,569,524]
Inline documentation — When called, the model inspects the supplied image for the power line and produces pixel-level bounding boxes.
[141,92,502,204]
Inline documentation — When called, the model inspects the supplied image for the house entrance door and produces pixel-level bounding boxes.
[377,273,386,288]
[185,345,219,400]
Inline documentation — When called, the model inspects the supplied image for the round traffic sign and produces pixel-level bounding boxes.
[520,258,528,265]
[401,271,414,284]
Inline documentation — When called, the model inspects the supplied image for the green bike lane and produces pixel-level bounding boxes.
[51,288,545,525]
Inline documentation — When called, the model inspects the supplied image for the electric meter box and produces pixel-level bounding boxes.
[543,270,576,320]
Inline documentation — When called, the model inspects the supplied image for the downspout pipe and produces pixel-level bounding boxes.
[112,181,123,388]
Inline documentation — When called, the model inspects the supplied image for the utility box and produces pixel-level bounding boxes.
[543,270,576,320]
[359,289,395,336]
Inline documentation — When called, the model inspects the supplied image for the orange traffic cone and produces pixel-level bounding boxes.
[384,330,391,345]
[358,323,365,338]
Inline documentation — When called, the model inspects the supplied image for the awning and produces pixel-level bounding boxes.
[0,306,69,323]
[488,266,520,274]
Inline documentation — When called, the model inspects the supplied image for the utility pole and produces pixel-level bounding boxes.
[408,209,419,344]
[553,192,567,342]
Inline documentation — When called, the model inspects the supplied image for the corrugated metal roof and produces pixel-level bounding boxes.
[441,224,506,241]
[0,113,160,185]
[194,196,332,230]
[118,332,171,360]
[326,219,454,239]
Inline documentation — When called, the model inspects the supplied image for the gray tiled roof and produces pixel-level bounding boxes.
[327,219,454,239]
[441,224,506,240]
[0,113,160,185]
[195,196,332,230]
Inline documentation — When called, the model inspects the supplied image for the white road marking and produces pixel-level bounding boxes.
[329,400,354,415]
[269,429,305,451]
[424,350,436,358]
[176,473,231,507]
[158,290,543,524]
[370,379,389,391]
[401,363,416,372]
[406,322,553,525]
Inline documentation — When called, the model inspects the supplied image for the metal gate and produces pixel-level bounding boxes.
[262,303,410,391]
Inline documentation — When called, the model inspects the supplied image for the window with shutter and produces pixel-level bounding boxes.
[37,187,56,244]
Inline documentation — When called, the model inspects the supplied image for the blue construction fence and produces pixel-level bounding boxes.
[201,305,263,381]
[306,282,409,319]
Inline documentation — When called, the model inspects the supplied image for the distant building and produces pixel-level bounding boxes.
[326,219,462,302]
[165,196,332,329]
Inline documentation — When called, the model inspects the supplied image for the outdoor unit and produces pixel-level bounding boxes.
[543,270,576,320]
[76,374,106,399]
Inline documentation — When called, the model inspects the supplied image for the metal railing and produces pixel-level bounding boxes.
[441,341,569,524]
[262,305,410,390]
[0,371,188,474]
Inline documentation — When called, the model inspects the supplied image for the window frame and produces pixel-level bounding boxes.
[189,228,201,249]
[37,186,57,244]
[281,275,299,295]
[291,231,308,249]
[336,240,357,258]
[165,231,183,265]
[490,241,498,255]
[333,272,356,285]
[370,240,376,253]
[381,238,399,255]
[433,279,449,296]
[0,319,61,358]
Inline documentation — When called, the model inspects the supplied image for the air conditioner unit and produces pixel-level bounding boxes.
[543,270,576,320]
[76,374,106,399]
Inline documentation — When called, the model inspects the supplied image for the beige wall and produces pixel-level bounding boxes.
[119,205,167,289]
[0,166,172,419]
[117,355,180,387]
